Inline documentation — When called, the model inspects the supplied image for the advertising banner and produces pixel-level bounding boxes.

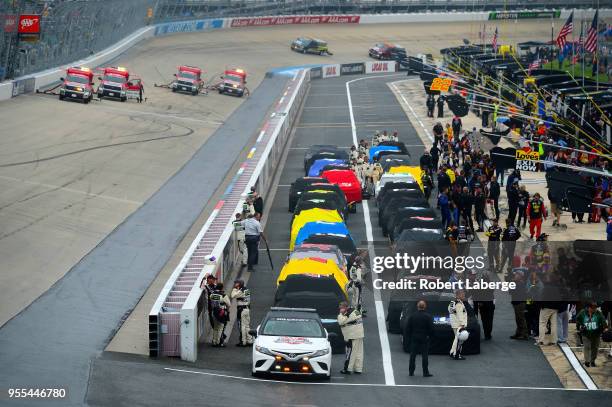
[3,14,16,33]
[489,10,560,20]
[430,77,452,92]
[230,15,360,28]
[310,67,322,80]
[365,61,397,74]
[340,62,365,75]
[321,64,341,79]
[18,14,40,34]
[154,19,224,36]
[515,149,540,171]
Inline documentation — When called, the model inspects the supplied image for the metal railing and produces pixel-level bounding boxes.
[1,1,598,81]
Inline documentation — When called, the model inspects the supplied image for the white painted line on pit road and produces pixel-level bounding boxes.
[164,367,600,392]
[346,74,404,387]
[390,81,434,144]
[559,342,598,390]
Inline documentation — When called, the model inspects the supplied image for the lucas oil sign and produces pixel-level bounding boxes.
[515,149,539,172]
[365,61,397,74]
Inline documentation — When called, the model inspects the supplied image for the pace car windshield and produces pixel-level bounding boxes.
[66,74,89,84]
[262,317,325,338]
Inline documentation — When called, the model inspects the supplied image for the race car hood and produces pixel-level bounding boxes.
[257,335,328,353]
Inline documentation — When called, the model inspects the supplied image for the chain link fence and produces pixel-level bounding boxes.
[0,0,599,81]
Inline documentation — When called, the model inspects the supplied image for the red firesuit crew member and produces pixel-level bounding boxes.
[527,192,547,239]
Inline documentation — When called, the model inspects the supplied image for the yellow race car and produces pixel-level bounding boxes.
[276,258,349,294]
[290,208,343,251]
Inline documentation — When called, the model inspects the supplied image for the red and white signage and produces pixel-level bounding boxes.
[230,15,360,28]
[18,14,41,34]
[322,64,341,79]
[365,61,397,74]
[3,14,17,33]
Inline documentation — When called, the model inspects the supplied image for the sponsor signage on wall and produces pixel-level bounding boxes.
[489,10,560,20]
[3,14,16,33]
[340,63,365,75]
[321,64,341,78]
[154,19,224,35]
[310,67,322,79]
[18,14,40,34]
[230,15,360,28]
[365,61,397,74]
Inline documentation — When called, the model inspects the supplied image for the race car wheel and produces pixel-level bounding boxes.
[171,87,176,92]
[83,98,89,104]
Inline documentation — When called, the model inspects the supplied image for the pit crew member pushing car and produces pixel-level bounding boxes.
[231,279,253,347]
[338,301,365,374]
[449,290,468,360]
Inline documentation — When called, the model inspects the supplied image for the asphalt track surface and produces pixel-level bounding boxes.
[83,75,610,406]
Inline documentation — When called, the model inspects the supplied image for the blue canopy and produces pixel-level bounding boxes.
[369,145,400,162]
[295,221,351,247]
[308,158,348,177]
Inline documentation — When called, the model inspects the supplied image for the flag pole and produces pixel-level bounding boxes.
[550,14,554,73]
[581,11,585,88]
[596,1,599,91]
[571,9,575,72]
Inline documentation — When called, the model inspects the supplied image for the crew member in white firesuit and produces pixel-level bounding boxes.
[358,139,369,155]
[350,146,359,164]
[449,289,469,360]
[233,213,247,267]
[338,301,364,374]
[210,282,231,347]
[346,256,364,311]
[231,279,253,346]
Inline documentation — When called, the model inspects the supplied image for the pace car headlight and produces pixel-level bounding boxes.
[255,345,275,356]
[310,349,329,358]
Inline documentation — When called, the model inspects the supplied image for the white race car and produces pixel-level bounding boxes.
[251,307,334,379]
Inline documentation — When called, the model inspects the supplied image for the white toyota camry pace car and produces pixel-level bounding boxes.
[251,307,334,379]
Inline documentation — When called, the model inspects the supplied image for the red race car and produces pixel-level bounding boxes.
[369,43,407,60]
[321,169,362,204]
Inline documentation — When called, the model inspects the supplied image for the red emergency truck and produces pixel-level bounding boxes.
[171,65,203,95]
[59,66,94,103]
[97,66,143,102]
[218,68,247,97]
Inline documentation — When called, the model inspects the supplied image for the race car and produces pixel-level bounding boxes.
[288,177,327,212]
[321,169,362,205]
[59,66,94,103]
[369,43,407,60]
[291,37,330,55]
[218,68,247,97]
[400,292,481,354]
[171,65,203,95]
[251,307,334,378]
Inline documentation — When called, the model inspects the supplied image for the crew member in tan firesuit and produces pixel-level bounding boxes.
[210,283,231,347]
[231,279,253,347]
[233,213,247,267]
[338,301,365,374]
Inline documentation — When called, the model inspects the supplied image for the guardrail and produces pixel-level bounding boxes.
[149,68,309,361]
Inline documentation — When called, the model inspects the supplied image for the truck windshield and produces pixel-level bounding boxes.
[224,75,242,83]
[103,74,126,84]
[66,74,89,84]
[179,71,197,80]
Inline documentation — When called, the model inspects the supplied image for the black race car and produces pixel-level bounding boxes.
[391,217,442,242]
[384,206,437,237]
[291,37,330,55]
[304,145,346,171]
[288,177,327,212]
[400,292,481,355]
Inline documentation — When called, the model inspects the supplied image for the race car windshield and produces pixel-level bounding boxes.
[262,317,325,338]
[66,74,89,84]
[103,74,126,84]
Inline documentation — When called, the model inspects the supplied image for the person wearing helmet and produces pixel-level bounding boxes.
[449,290,468,360]
[338,301,364,374]
[231,279,253,346]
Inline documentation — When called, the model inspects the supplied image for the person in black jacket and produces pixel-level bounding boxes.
[406,300,434,377]
[436,96,445,118]
[489,178,501,220]
[507,180,520,225]
[458,186,475,232]
[426,95,435,117]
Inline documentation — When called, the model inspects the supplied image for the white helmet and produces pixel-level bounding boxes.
[457,329,470,343]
